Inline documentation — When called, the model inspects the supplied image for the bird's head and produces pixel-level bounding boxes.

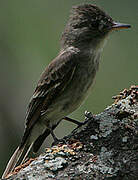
[61,4,131,48]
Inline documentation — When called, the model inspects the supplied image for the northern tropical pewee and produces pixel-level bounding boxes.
[2,4,131,178]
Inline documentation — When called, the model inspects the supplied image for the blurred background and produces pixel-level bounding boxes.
[0,0,137,175]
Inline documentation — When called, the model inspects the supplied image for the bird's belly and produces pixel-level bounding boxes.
[50,71,95,119]
[41,65,97,126]
[62,69,96,113]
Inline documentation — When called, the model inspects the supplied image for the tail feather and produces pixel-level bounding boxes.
[2,146,25,179]
[2,121,61,178]
[21,142,33,165]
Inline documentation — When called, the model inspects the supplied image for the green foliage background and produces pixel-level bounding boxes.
[0,0,137,175]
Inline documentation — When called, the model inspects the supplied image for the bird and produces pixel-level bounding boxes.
[2,4,131,178]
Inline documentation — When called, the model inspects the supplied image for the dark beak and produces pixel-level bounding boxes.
[111,22,131,30]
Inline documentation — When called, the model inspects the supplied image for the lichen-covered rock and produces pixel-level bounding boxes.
[7,86,138,180]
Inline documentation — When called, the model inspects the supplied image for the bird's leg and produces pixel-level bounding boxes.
[63,117,86,126]
[50,129,59,143]
[49,126,66,146]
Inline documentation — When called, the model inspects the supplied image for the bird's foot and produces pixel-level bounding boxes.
[50,129,67,146]
[51,137,67,146]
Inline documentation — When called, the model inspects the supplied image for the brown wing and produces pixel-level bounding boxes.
[20,48,79,147]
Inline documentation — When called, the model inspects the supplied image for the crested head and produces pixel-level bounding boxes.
[61,4,113,48]
[70,4,113,34]
[61,4,130,49]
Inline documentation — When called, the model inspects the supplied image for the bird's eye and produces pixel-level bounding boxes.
[92,21,99,28]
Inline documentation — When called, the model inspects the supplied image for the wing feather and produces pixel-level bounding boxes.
[20,48,79,147]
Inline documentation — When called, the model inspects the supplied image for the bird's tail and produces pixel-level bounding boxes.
[2,121,61,179]
[2,142,32,179]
